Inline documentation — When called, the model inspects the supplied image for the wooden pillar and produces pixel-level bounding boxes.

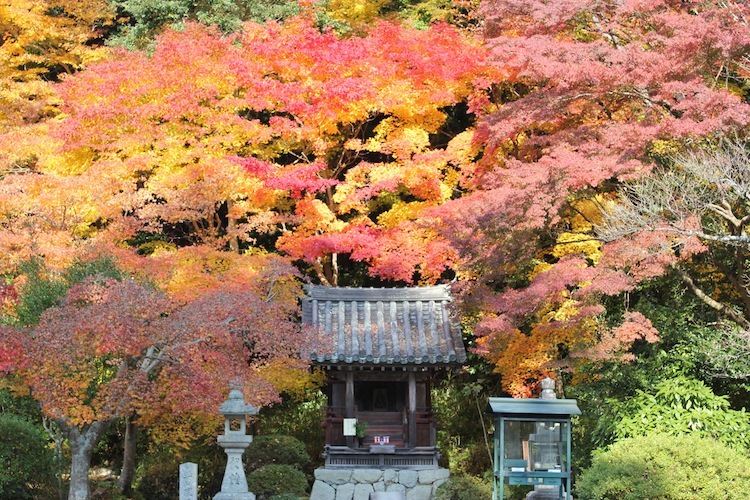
[345,371,354,448]
[426,376,435,447]
[426,377,432,407]
[408,372,417,448]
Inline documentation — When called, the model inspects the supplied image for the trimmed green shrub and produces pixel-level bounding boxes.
[247,464,307,499]
[434,473,493,500]
[594,376,750,452]
[0,414,56,500]
[256,392,327,472]
[576,433,750,500]
[245,434,311,472]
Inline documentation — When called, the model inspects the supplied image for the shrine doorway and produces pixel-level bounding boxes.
[355,381,405,412]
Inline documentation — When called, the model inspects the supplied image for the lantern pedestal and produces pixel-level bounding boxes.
[214,434,254,500]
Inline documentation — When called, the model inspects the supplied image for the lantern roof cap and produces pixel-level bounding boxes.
[488,397,581,417]
[219,388,259,416]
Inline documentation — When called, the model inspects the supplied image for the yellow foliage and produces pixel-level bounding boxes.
[384,125,430,160]
[648,139,682,161]
[545,298,579,322]
[138,240,177,256]
[324,0,392,25]
[377,201,430,228]
[445,130,479,168]
[46,148,96,176]
[568,197,606,232]
[0,0,113,82]
[489,311,598,397]
[529,260,553,279]
[300,197,344,233]
[148,246,272,300]
[258,360,325,401]
[145,412,222,452]
[551,232,602,263]
[0,122,58,170]
[0,376,32,396]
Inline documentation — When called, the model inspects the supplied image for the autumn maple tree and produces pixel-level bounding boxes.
[0,16,489,287]
[0,0,116,260]
[440,0,750,396]
[0,253,310,500]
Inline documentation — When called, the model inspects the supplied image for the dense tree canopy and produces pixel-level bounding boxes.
[441,0,750,395]
[596,139,750,378]
[108,0,300,49]
[0,14,488,497]
[0,16,488,286]
[0,0,114,132]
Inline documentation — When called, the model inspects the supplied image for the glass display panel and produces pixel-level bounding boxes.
[502,420,568,472]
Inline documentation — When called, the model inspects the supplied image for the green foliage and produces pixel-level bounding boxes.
[394,0,481,31]
[594,376,750,452]
[109,0,299,50]
[134,453,178,500]
[246,464,307,499]
[256,392,326,472]
[569,274,746,470]
[0,388,43,423]
[354,420,368,438]
[12,258,68,327]
[576,433,750,500]
[245,434,311,473]
[0,414,56,500]
[434,473,493,500]
[687,325,750,383]
[63,255,126,286]
[433,368,499,476]
[12,255,125,327]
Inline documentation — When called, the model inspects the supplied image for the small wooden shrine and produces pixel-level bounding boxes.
[303,284,466,469]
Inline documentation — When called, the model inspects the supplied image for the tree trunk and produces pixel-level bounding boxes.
[227,199,240,253]
[118,417,137,496]
[63,419,112,500]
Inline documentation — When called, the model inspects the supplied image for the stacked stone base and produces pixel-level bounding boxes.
[310,468,450,500]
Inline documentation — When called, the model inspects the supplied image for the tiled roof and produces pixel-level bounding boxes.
[303,285,466,366]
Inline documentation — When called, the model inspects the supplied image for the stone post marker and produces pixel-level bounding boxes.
[179,462,198,500]
[214,386,259,500]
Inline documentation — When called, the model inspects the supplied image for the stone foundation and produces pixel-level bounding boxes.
[309,468,450,500]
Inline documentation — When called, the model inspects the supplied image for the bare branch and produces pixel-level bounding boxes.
[595,140,750,334]
[597,141,750,247]
[672,266,750,330]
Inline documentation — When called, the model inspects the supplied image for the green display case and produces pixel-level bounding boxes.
[488,389,580,500]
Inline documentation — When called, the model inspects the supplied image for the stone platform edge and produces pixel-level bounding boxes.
[309,467,450,500]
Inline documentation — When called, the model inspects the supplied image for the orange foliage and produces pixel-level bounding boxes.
[0,18,490,286]
[0,0,113,131]
[2,251,313,433]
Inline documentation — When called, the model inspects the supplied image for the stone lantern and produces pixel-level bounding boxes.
[214,386,259,500]
[488,377,581,500]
